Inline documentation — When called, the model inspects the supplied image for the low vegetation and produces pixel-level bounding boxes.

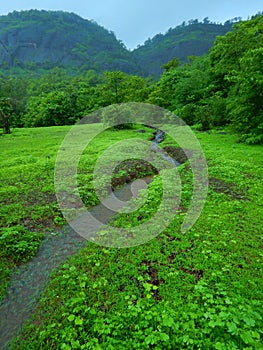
[0,125,153,299]
[0,126,261,349]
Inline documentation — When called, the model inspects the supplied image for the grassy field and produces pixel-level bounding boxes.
[0,125,154,298]
[1,126,263,349]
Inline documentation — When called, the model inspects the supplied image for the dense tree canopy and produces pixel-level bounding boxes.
[147,14,263,142]
[210,14,263,142]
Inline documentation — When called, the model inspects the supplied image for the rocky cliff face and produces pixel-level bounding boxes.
[0,10,137,73]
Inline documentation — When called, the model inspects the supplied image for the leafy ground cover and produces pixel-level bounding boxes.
[1,126,262,349]
[0,125,153,299]
[0,126,69,297]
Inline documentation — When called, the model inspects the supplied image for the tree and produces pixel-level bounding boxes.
[119,75,149,102]
[103,71,126,104]
[0,76,28,127]
[0,97,12,134]
[203,17,210,24]
[161,57,180,71]
[102,104,135,129]
[209,15,263,95]
[25,90,78,127]
[98,71,149,107]
[147,67,184,109]
[209,14,263,142]
[226,48,263,143]
[148,55,211,118]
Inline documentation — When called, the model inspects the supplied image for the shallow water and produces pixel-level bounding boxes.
[0,178,153,349]
[0,130,180,348]
[152,130,180,167]
[0,227,85,348]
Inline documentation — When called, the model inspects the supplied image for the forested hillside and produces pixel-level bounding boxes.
[0,10,137,75]
[133,19,234,76]
[0,10,238,77]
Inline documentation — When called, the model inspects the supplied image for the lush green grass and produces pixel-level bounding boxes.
[0,125,153,299]
[1,126,69,297]
[1,126,263,349]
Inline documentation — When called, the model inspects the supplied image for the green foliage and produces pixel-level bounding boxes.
[102,104,135,129]
[0,75,29,132]
[20,69,151,127]
[99,71,150,105]
[134,21,233,76]
[0,224,43,297]
[0,10,137,75]
[226,47,263,143]
[25,90,77,127]
[0,97,12,133]
[0,10,238,78]
[1,12,261,141]
[210,15,263,92]
[0,127,65,298]
[148,54,212,126]
[147,15,263,143]
[0,126,152,299]
[161,57,180,71]
[0,13,263,348]
[7,127,263,349]
[102,71,126,104]
[175,103,197,125]
[209,15,263,143]
[0,225,43,263]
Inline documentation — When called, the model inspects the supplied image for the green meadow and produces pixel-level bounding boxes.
[0,125,153,297]
[1,125,263,349]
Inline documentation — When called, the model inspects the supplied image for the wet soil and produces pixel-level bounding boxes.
[209,177,248,200]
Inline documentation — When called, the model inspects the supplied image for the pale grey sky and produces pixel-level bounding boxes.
[1,0,262,49]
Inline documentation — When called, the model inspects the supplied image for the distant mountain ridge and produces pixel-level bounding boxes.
[0,10,237,76]
[133,20,233,76]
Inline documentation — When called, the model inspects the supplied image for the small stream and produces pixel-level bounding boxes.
[152,130,180,167]
[0,181,153,348]
[0,129,180,349]
[0,227,86,348]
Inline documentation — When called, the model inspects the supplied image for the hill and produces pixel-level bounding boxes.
[0,10,237,77]
[0,10,137,75]
[133,20,234,76]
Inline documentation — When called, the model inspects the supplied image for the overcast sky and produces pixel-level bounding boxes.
[1,0,262,49]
